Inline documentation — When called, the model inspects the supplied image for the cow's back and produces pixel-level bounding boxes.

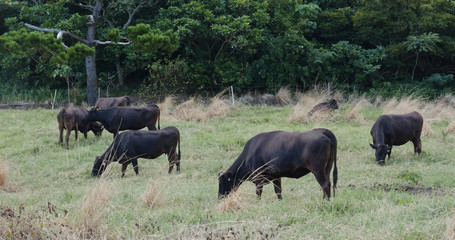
[95,96,130,108]
[372,111,423,146]
[243,130,332,178]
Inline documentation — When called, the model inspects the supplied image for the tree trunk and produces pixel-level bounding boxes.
[85,0,103,106]
[86,56,98,105]
[115,57,125,87]
[411,51,419,82]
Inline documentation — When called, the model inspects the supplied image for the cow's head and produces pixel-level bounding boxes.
[92,156,107,177]
[369,143,391,165]
[89,122,104,137]
[218,171,236,199]
[328,99,339,109]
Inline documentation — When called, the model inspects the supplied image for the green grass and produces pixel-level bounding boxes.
[1,104,455,239]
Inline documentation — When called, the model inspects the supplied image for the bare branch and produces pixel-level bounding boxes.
[78,3,95,11]
[25,23,90,44]
[25,23,132,46]
[122,1,147,30]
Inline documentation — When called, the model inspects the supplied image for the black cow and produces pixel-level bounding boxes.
[57,107,103,149]
[95,96,131,108]
[370,111,423,165]
[91,127,181,177]
[308,99,339,117]
[218,128,338,200]
[84,105,160,137]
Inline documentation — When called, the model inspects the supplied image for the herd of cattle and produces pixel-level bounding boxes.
[56,97,423,201]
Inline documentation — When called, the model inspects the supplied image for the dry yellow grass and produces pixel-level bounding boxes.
[0,162,7,187]
[345,100,367,124]
[288,92,326,123]
[445,120,455,135]
[275,87,294,105]
[446,210,455,240]
[75,179,111,239]
[216,191,246,213]
[206,98,230,119]
[173,99,206,121]
[157,95,177,121]
[142,179,165,208]
[166,97,230,122]
[382,97,422,115]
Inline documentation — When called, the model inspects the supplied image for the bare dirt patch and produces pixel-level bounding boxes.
[348,182,441,195]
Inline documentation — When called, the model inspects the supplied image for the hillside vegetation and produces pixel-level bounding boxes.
[1,92,455,239]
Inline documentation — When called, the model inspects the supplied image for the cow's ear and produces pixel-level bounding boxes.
[225,171,233,181]
[370,143,377,149]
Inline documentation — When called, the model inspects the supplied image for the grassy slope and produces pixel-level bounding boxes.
[0,104,454,239]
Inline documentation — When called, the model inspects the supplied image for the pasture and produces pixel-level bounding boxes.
[1,93,455,239]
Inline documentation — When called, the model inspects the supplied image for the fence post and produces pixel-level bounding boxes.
[230,86,235,105]
[52,89,57,110]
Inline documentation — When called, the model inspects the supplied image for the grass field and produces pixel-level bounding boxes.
[1,93,455,239]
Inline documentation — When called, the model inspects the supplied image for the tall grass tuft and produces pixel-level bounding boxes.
[0,162,7,187]
[174,99,206,121]
[275,87,294,105]
[158,95,177,121]
[445,120,455,135]
[345,98,368,124]
[382,97,422,115]
[75,179,112,239]
[206,98,230,119]
[217,191,246,213]
[142,178,166,208]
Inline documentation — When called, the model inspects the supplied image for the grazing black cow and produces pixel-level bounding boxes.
[84,105,160,137]
[95,96,131,108]
[370,111,423,165]
[57,107,103,149]
[91,127,181,177]
[218,128,338,200]
[308,99,339,117]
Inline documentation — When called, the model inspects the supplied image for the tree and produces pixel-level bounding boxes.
[6,0,178,105]
[405,32,441,81]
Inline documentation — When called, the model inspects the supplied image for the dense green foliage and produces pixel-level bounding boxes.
[1,0,455,102]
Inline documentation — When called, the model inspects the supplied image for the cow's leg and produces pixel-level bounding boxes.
[168,148,178,174]
[255,183,263,199]
[413,138,422,155]
[387,146,392,159]
[59,127,64,145]
[147,124,157,131]
[65,129,71,149]
[132,158,139,175]
[313,172,331,200]
[121,163,128,178]
[84,131,88,139]
[273,178,282,200]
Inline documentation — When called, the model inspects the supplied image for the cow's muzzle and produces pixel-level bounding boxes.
[377,160,385,166]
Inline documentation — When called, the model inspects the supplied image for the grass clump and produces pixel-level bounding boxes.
[0,162,7,187]
[217,191,246,213]
[142,178,166,208]
[75,179,112,239]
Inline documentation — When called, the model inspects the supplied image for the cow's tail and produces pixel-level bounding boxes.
[322,129,337,197]
[158,109,161,130]
[58,108,66,127]
[178,136,181,161]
